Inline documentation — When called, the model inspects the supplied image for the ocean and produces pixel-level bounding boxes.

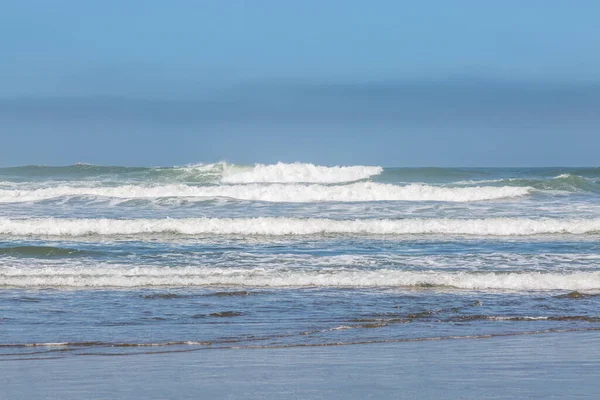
[1,162,600,359]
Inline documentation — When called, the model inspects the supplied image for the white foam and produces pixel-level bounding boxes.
[221,162,383,183]
[1,265,599,289]
[0,217,599,236]
[0,182,531,203]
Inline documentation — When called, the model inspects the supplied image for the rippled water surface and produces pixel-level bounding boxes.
[1,163,600,358]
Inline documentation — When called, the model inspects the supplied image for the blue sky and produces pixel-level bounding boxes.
[1,0,599,166]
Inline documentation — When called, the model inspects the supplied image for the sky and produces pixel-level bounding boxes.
[1,0,600,166]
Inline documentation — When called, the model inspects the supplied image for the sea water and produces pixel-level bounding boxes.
[1,162,599,358]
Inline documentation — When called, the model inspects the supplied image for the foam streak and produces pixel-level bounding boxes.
[1,266,599,289]
[0,217,599,236]
[0,182,530,203]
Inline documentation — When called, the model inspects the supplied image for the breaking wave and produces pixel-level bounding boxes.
[1,265,599,289]
[0,162,383,184]
[0,182,530,203]
[220,162,383,183]
[1,217,599,236]
[2,163,599,188]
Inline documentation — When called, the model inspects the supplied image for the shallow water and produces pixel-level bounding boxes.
[1,163,600,358]
[2,332,600,399]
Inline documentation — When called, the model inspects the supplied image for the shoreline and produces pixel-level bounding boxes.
[2,325,600,360]
[2,330,599,399]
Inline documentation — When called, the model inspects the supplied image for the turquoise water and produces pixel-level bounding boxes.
[1,163,599,358]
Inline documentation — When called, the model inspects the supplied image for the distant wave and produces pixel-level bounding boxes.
[456,174,600,192]
[2,163,600,181]
[0,164,148,177]
[0,162,383,184]
[1,217,599,236]
[3,164,600,194]
[169,162,383,183]
[0,182,530,203]
[1,265,599,289]
[219,162,383,183]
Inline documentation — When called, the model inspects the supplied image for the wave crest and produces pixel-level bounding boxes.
[220,162,383,183]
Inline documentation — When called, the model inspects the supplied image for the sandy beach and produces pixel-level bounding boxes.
[2,330,599,399]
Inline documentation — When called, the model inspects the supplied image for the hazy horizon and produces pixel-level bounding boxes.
[2,1,600,166]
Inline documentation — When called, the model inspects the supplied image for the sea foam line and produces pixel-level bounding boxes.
[0,217,599,236]
[1,266,599,289]
[0,182,531,203]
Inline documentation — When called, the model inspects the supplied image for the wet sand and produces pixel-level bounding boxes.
[2,331,599,399]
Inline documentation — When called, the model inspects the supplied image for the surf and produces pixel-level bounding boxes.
[0,182,531,203]
[1,216,599,236]
[2,265,599,290]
